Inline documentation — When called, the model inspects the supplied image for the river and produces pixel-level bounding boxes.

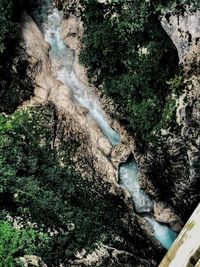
[42,7,177,251]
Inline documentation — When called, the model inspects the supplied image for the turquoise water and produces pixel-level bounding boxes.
[146,217,177,250]
[119,159,177,250]
[119,161,153,213]
[44,7,176,250]
[44,9,120,146]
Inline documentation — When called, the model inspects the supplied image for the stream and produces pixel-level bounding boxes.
[119,159,177,250]
[43,9,120,146]
[42,7,177,251]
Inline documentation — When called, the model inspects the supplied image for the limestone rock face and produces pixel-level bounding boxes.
[22,11,59,104]
[22,11,117,183]
[60,15,89,86]
[143,6,200,222]
[69,244,141,267]
[161,7,200,63]
[61,17,82,51]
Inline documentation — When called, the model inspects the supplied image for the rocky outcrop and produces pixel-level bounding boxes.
[161,7,200,64]
[20,6,167,266]
[22,11,118,183]
[18,255,47,267]
[60,15,87,85]
[153,202,183,232]
[69,244,147,267]
[67,214,164,267]
[142,5,200,223]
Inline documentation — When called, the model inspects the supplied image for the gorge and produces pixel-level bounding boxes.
[43,5,177,251]
[0,0,199,266]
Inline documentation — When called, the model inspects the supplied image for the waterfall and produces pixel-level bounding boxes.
[43,9,120,146]
[42,7,177,251]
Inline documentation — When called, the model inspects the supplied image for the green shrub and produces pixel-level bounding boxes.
[0,220,49,267]
[77,0,178,141]
[0,105,129,265]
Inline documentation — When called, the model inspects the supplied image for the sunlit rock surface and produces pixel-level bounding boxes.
[161,7,200,63]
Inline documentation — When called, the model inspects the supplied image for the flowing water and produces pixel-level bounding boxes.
[119,159,177,249]
[43,9,120,146]
[119,161,153,213]
[42,7,177,250]
[145,217,178,250]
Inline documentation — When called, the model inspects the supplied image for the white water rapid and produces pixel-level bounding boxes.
[119,159,177,250]
[43,9,120,146]
[119,161,153,213]
[42,7,177,251]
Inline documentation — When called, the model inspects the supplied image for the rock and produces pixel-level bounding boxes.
[69,241,160,267]
[79,106,89,115]
[60,15,89,87]
[61,17,82,51]
[58,84,73,100]
[97,136,112,156]
[161,7,200,64]
[18,255,47,267]
[153,202,183,232]
[22,12,58,103]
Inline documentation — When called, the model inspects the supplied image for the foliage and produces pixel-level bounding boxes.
[0,0,12,53]
[24,0,53,25]
[78,0,179,142]
[0,220,49,267]
[0,49,34,114]
[0,0,19,54]
[0,105,129,265]
[0,0,33,114]
[168,74,185,95]
[153,98,177,134]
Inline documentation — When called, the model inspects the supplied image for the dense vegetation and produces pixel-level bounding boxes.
[0,0,34,114]
[1,0,199,265]
[0,104,136,265]
[0,220,49,266]
[0,0,159,265]
[72,0,194,141]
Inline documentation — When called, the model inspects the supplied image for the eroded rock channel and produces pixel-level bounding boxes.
[21,2,184,265]
[42,6,177,251]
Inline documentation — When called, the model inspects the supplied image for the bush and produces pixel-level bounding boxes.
[0,220,49,266]
[0,0,33,113]
[77,0,179,141]
[0,0,20,54]
[0,105,130,265]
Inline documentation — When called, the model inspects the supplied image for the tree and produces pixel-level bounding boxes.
[77,0,178,141]
[0,105,130,265]
[0,220,49,266]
